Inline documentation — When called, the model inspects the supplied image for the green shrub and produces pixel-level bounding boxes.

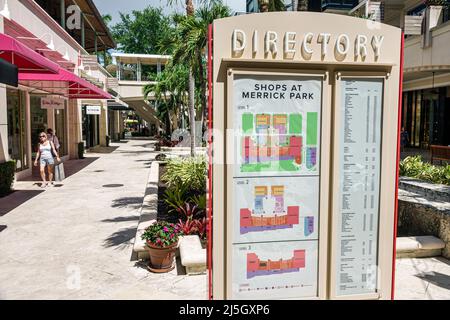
[0,160,16,196]
[162,156,207,191]
[164,185,189,214]
[190,194,206,211]
[78,142,85,159]
[400,156,450,185]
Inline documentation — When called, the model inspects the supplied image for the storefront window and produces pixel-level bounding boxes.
[6,89,28,171]
[30,96,48,158]
[54,104,68,156]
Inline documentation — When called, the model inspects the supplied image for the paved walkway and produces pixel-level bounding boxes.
[395,257,450,300]
[0,139,207,300]
[1,139,449,300]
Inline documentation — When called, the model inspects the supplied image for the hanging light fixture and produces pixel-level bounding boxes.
[46,37,55,51]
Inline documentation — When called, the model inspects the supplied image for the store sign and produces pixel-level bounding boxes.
[41,97,65,109]
[230,74,322,299]
[86,105,101,115]
[232,30,384,61]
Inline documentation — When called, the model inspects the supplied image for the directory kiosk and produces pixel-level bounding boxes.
[208,12,403,300]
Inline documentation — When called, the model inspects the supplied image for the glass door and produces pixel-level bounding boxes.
[54,104,68,156]
[6,89,28,171]
[30,96,48,159]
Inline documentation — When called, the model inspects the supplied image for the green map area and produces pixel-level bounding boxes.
[306,112,318,145]
[241,159,300,172]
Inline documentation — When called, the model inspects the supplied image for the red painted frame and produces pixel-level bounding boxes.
[207,23,214,300]
[391,32,405,300]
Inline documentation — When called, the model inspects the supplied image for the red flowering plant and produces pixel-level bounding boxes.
[176,218,198,235]
[142,221,182,248]
[194,217,207,241]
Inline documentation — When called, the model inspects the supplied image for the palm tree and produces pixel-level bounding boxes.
[174,4,231,128]
[144,62,189,134]
[167,0,198,156]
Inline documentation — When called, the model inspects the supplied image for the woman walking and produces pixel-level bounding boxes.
[34,132,60,187]
[47,128,60,153]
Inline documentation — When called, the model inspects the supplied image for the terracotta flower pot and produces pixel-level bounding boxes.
[146,241,178,273]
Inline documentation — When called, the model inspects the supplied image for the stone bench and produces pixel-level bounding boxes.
[398,178,450,259]
[396,236,445,258]
[179,235,206,275]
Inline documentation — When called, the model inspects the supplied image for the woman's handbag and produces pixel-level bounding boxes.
[54,161,65,182]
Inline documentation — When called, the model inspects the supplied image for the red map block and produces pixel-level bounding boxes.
[240,208,252,227]
[289,136,302,164]
[286,206,299,225]
[292,250,306,268]
[247,253,259,272]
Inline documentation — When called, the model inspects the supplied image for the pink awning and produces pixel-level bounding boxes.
[19,67,111,99]
[0,33,59,74]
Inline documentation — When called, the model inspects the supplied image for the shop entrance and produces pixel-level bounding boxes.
[82,105,100,148]
[6,89,28,171]
[30,95,48,160]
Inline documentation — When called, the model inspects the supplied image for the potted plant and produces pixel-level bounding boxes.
[141,221,182,273]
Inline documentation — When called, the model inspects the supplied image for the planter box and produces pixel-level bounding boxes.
[132,161,159,260]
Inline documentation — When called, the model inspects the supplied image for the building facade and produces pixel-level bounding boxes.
[246,0,322,13]
[0,0,118,180]
[259,0,450,150]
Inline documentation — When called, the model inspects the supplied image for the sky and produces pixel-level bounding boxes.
[92,0,246,25]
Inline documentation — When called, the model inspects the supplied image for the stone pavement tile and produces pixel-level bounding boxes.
[395,257,450,300]
[425,283,450,300]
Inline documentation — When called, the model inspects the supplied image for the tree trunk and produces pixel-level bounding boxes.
[185,0,195,156]
[259,0,269,12]
[188,69,196,157]
[297,0,308,11]
[197,54,206,122]
[186,0,194,16]
[165,109,171,136]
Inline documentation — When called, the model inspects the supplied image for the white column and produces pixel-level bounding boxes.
[137,60,142,81]
[157,60,161,75]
